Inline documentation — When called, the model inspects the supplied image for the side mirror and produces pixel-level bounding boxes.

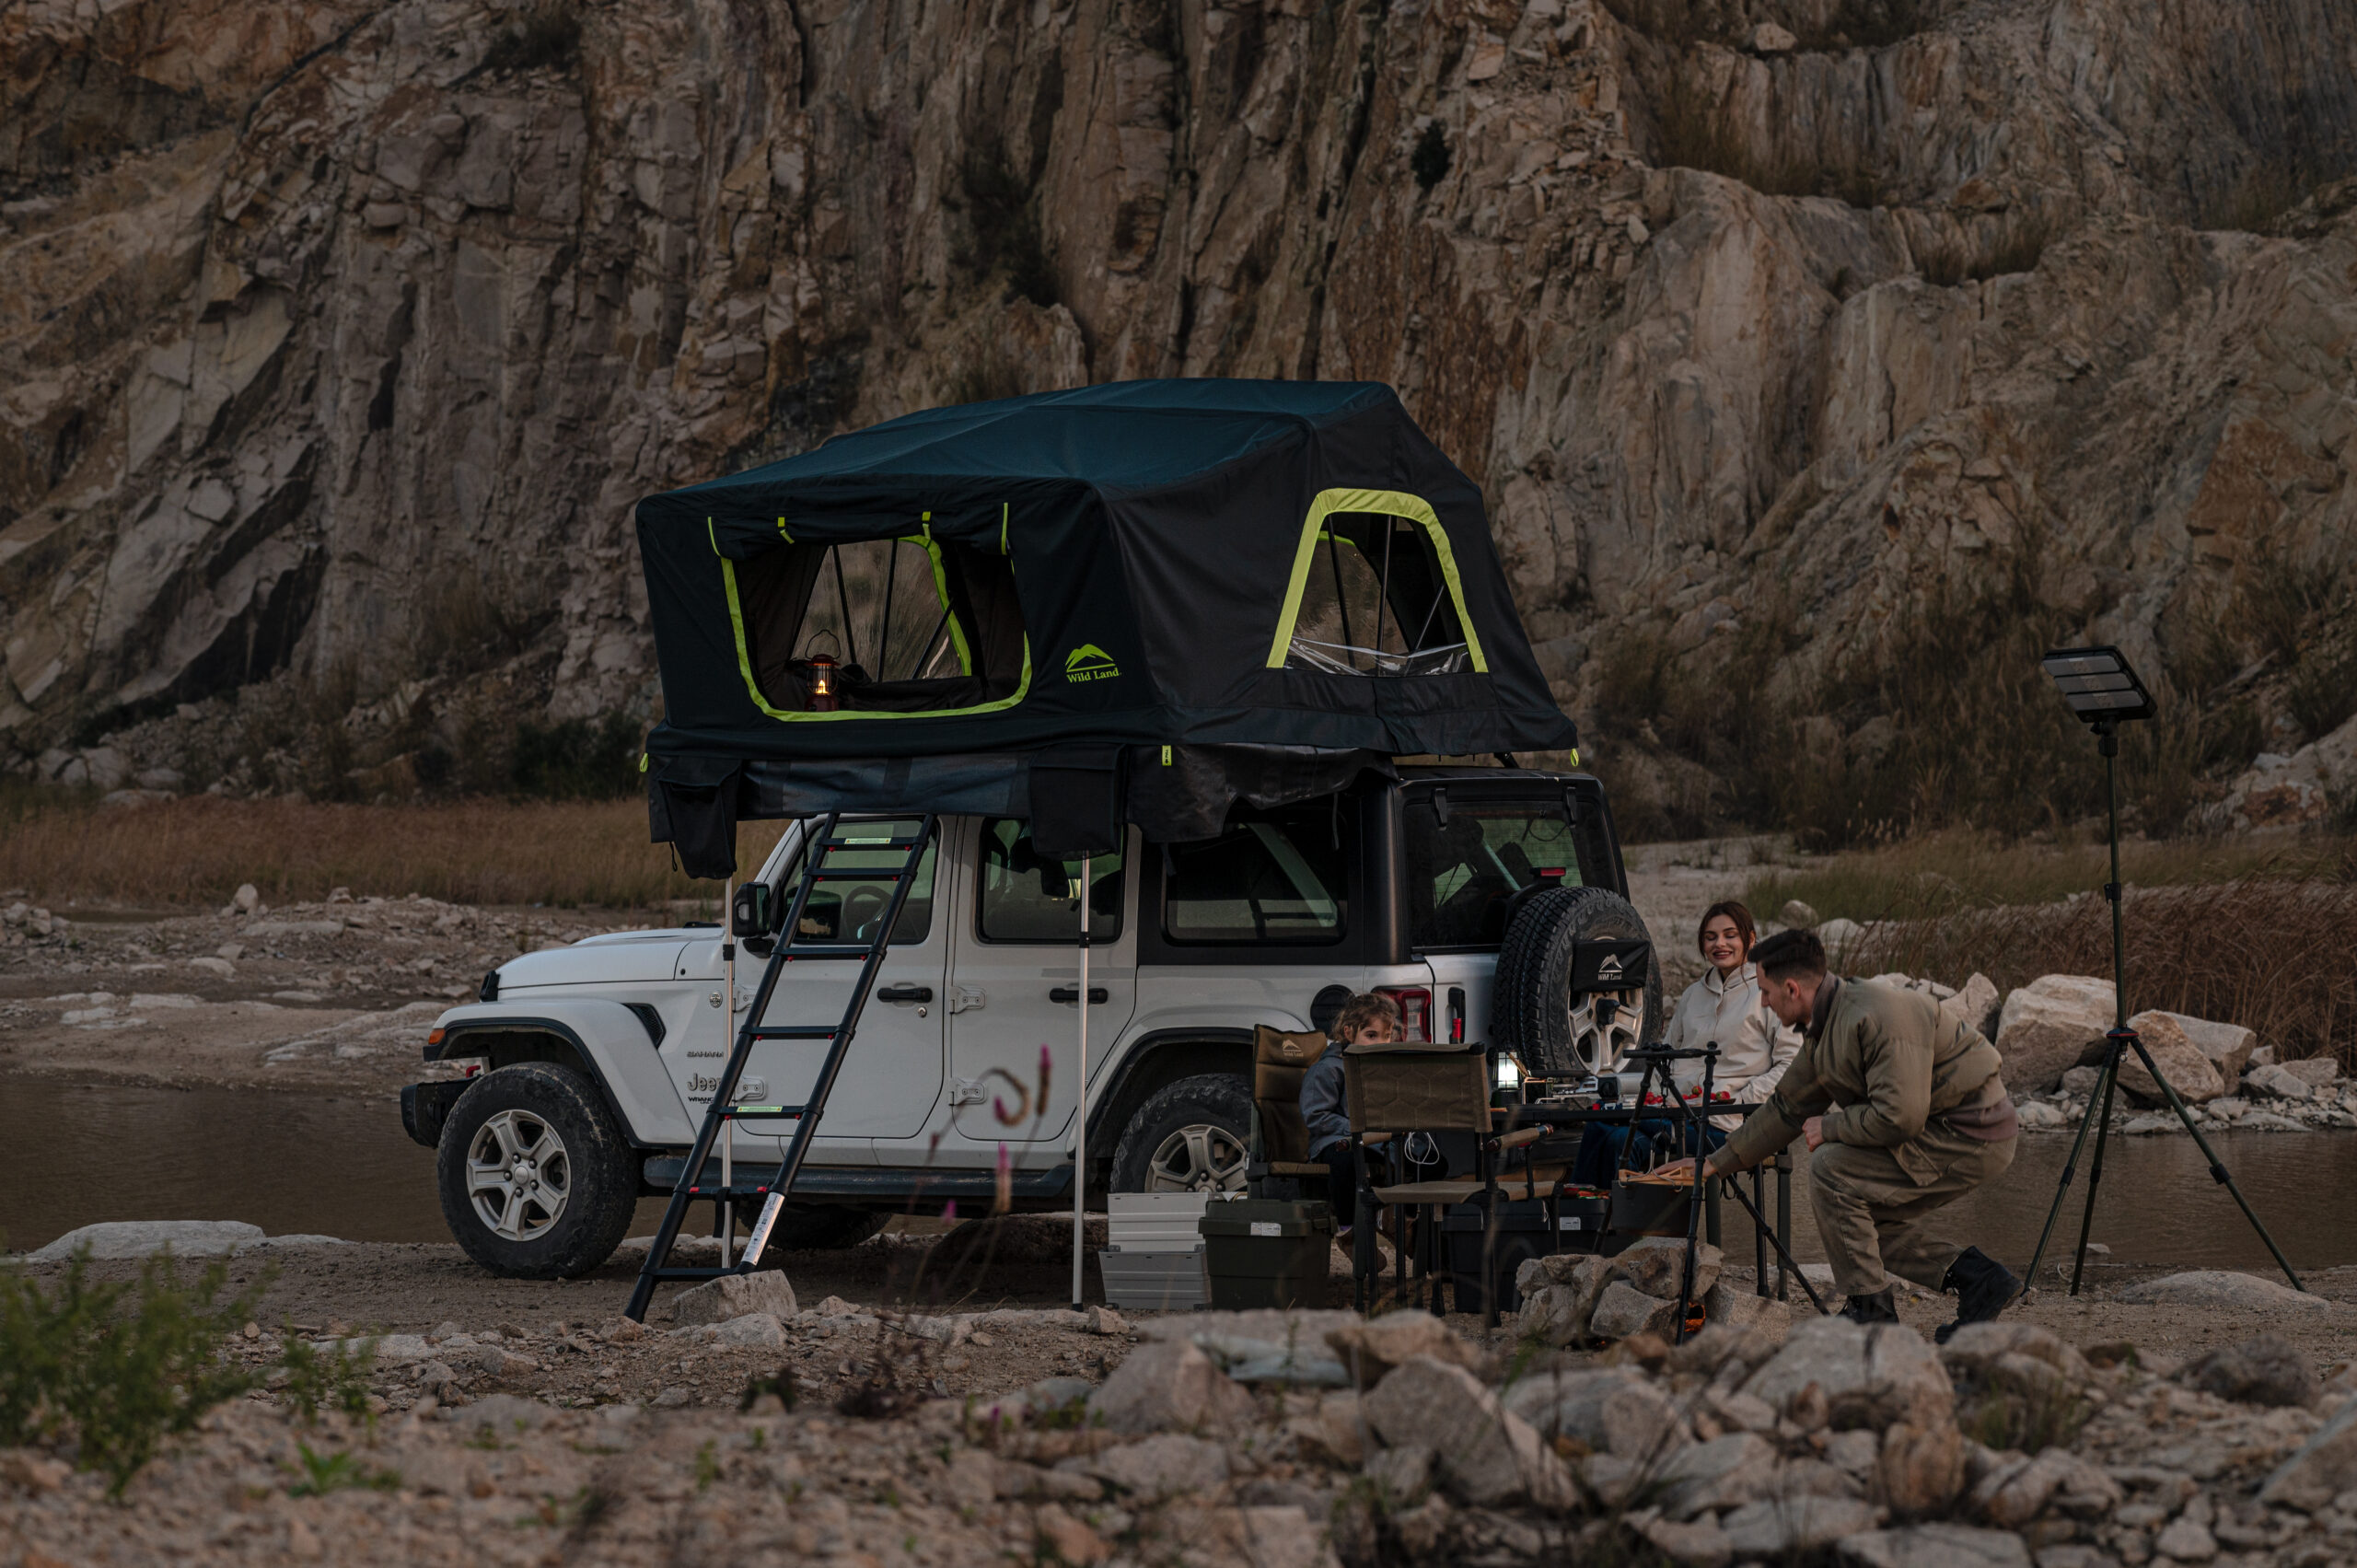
[731,882,775,938]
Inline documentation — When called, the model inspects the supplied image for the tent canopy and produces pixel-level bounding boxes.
[635,379,1578,872]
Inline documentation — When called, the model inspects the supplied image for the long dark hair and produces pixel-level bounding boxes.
[1697,900,1757,958]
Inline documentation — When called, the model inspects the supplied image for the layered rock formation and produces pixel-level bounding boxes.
[4,0,2354,812]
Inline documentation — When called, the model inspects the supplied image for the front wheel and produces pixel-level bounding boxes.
[1109,1074,1250,1193]
[437,1063,638,1278]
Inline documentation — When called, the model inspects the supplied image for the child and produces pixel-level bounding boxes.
[1300,992,1401,1235]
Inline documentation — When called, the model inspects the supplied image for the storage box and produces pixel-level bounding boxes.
[1109,1191,1213,1250]
[1198,1197,1334,1309]
[1441,1192,1560,1315]
[1098,1244,1210,1311]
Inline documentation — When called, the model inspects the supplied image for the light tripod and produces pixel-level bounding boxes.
[2018,649,2301,1297]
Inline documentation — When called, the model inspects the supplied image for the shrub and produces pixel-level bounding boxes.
[508,712,644,800]
[0,1250,264,1496]
[285,1442,401,1496]
[278,1330,378,1426]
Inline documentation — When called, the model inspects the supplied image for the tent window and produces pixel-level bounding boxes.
[725,532,1031,720]
[1267,488,1489,676]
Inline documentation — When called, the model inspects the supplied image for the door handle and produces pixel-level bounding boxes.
[876,983,935,1004]
[1050,986,1109,1005]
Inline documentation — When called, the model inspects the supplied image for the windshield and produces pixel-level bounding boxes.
[1405,794,1585,949]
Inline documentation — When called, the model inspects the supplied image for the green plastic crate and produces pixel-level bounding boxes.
[1198,1198,1334,1309]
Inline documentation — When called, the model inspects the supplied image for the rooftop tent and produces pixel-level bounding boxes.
[635,378,1578,874]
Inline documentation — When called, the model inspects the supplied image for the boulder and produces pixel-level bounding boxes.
[1740,1318,1954,1430]
[1362,1444,1433,1502]
[1873,1421,1967,1516]
[1326,1308,1482,1387]
[1994,976,2113,1093]
[1969,1448,2119,1527]
[671,1269,797,1326]
[2241,1063,2313,1100]
[2115,1013,2223,1104]
[1819,918,1865,954]
[1088,1339,1256,1434]
[1937,1323,2093,1393]
[712,1312,785,1349]
[1615,1237,1722,1299]
[1835,1524,2032,1568]
[2137,1012,2256,1081]
[1082,1434,1231,1501]
[2260,1393,2357,1509]
[1720,1494,1882,1555]
[1940,973,2001,1039]
[29,1219,265,1260]
[1361,1356,1578,1508]
[1779,899,1820,927]
[2279,1057,2340,1087]
[2116,1272,2333,1313]
[1588,1280,1681,1342]
[1499,1365,1646,1444]
[1658,1432,1777,1517]
[2177,1332,2317,1408]
[1701,1283,1791,1338]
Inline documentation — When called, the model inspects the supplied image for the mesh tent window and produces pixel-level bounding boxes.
[718,524,1032,720]
[1265,489,1489,677]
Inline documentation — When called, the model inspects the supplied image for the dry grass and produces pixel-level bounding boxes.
[0,793,785,911]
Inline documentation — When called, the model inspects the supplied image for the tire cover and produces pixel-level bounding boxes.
[1492,885,1665,1079]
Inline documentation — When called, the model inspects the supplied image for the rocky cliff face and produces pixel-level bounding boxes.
[4,0,2354,829]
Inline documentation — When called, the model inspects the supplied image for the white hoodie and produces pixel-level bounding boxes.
[1662,960,1801,1131]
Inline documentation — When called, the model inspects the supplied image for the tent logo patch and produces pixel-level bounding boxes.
[1064,645,1120,683]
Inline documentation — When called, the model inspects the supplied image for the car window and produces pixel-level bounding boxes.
[1162,803,1350,944]
[779,819,936,944]
[1405,796,1584,949]
[978,819,1123,943]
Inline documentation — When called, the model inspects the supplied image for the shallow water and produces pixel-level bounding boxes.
[6,1074,2354,1279]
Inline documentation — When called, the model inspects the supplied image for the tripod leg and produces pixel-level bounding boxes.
[2130,1037,2306,1292]
[1718,1172,1829,1314]
[2019,1040,2115,1297]
[2068,1044,2124,1296]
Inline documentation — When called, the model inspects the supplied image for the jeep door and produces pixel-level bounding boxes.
[941,819,1138,1156]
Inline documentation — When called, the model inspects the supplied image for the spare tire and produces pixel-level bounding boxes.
[1493,885,1664,1079]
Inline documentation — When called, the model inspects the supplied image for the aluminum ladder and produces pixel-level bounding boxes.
[623,812,935,1322]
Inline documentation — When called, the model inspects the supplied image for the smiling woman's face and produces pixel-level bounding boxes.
[1700,914,1747,973]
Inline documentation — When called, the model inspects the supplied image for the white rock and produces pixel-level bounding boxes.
[1994,976,2114,1093]
[188,956,235,977]
[1818,917,1865,952]
[2117,1272,2333,1313]
[2261,1392,2357,1509]
[1362,1355,1579,1508]
[29,1219,265,1260]
[1589,1280,1681,1341]
[1082,1434,1230,1500]
[2015,1100,2066,1129]
[1740,1318,1954,1429]
[235,883,261,912]
[713,1312,786,1349]
[1721,1493,1881,1554]
[1835,1524,2032,1567]
[670,1270,797,1325]
[1658,1431,1777,1517]
[1940,973,2001,1037]
[2118,1012,2224,1104]
[1750,19,1796,53]
[2279,1057,2339,1086]
[1779,899,1820,927]
[1088,1339,1256,1434]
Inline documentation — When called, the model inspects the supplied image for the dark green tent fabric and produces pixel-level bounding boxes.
[635,379,1577,870]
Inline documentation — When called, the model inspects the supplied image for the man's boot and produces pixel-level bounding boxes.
[1839,1287,1898,1325]
[1935,1247,2020,1344]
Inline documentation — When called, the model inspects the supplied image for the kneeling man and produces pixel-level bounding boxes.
[1659,927,2021,1340]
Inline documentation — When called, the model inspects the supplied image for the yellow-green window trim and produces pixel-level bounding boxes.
[714,548,1027,723]
[1264,488,1490,672]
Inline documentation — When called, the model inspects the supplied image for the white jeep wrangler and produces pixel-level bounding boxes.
[401,768,1659,1278]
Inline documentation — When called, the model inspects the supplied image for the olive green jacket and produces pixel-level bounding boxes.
[1720,977,2007,1181]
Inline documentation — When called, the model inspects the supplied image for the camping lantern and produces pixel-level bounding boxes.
[807,653,838,712]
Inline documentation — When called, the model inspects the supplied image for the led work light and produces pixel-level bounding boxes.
[2038,646,2154,725]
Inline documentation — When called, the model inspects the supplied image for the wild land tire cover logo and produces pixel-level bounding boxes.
[1596,951,1625,981]
[1064,644,1120,682]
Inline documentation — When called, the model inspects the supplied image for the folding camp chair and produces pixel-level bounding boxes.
[1345,1045,1541,1324]
[1246,1024,1334,1203]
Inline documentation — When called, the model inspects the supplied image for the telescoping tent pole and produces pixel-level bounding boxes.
[1072,854,1091,1312]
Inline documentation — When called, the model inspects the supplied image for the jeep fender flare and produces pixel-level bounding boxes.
[425,1002,692,1147]
[1084,1027,1255,1158]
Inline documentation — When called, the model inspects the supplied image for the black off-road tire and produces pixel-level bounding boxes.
[1109,1074,1252,1194]
[731,1201,888,1251]
[1493,885,1665,1080]
[437,1063,639,1279]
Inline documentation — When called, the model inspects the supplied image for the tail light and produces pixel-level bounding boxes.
[1376,986,1433,1043]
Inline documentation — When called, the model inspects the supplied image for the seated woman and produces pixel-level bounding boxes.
[1571,900,1800,1185]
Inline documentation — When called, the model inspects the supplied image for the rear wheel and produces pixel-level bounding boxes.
[1110,1074,1250,1193]
[437,1063,638,1278]
[1493,885,1664,1079]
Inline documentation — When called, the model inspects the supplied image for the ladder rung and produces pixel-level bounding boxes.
[821,835,924,850]
[807,868,911,882]
[779,943,879,958]
[683,1184,777,1198]
[643,1267,745,1281]
[718,1105,804,1120]
[749,1025,838,1039]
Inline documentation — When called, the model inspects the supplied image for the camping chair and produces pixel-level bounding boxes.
[1246,1025,1333,1204]
[1345,1045,1542,1325]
